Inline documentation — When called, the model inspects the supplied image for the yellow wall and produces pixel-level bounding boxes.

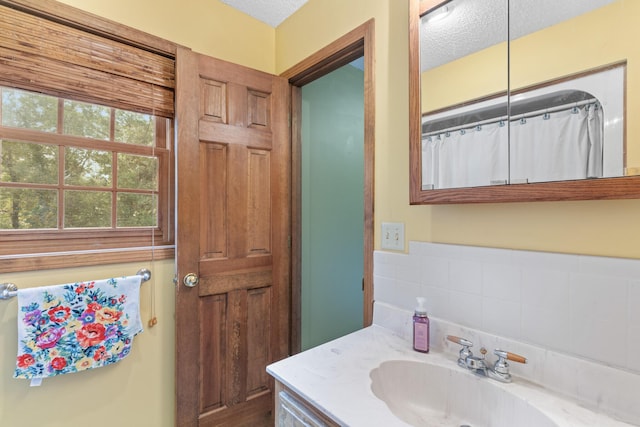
[0,260,175,426]
[58,0,276,73]
[421,42,508,111]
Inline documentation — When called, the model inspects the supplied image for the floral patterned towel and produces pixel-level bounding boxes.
[14,275,143,380]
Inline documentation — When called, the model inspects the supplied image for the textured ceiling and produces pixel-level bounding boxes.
[421,0,616,71]
[220,0,617,69]
[220,0,308,27]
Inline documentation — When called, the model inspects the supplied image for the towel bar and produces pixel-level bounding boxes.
[0,268,151,301]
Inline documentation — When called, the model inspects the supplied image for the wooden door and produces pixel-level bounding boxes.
[175,46,290,426]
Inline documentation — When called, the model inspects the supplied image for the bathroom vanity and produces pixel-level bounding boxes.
[267,315,638,427]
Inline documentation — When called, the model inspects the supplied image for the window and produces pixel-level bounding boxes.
[1,87,168,230]
[0,2,176,271]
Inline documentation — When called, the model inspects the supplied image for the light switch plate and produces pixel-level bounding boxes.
[381,222,404,251]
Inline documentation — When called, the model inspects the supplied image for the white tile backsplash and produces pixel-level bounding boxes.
[422,284,449,319]
[372,275,395,303]
[482,263,522,302]
[521,304,572,352]
[569,273,628,367]
[628,281,640,368]
[511,248,580,272]
[374,242,640,374]
[448,290,482,327]
[421,256,449,287]
[521,268,570,311]
[395,255,422,284]
[450,259,483,294]
[481,297,521,339]
[372,254,395,278]
[579,254,640,278]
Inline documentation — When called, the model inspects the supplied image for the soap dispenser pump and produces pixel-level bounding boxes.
[413,297,429,353]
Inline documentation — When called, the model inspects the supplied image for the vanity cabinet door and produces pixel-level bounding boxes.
[275,382,339,427]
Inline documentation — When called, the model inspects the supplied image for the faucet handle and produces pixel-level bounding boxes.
[446,335,473,348]
[488,349,527,383]
[447,335,474,368]
[494,349,527,364]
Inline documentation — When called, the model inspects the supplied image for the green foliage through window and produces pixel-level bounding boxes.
[65,147,112,188]
[64,100,110,140]
[0,188,57,229]
[64,190,111,228]
[1,88,57,132]
[0,87,166,231]
[115,110,154,146]
[117,193,157,227]
[0,140,58,185]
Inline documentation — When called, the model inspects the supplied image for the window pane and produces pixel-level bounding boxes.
[0,188,57,229]
[114,110,154,146]
[1,88,58,132]
[117,154,157,190]
[1,140,58,185]
[117,192,157,227]
[64,190,111,228]
[65,147,112,187]
[63,100,110,140]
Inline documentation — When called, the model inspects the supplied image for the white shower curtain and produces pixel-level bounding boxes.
[510,103,603,183]
[422,121,509,189]
[422,102,603,189]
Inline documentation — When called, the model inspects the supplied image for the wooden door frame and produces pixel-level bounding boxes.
[280,19,375,354]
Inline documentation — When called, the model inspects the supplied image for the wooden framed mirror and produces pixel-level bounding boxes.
[409,0,640,204]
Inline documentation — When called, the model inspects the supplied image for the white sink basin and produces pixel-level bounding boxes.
[370,359,631,427]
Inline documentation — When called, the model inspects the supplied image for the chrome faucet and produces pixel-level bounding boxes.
[446,335,527,383]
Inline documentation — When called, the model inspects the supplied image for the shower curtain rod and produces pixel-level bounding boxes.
[424,98,598,138]
[0,268,151,300]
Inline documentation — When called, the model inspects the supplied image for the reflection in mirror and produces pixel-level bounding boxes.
[508,66,623,184]
[508,0,625,186]
[419,0,627,191]
[421,0,508,112]
[422,65,624,189]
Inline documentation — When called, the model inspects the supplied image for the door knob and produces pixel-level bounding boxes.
[183,273,199,288]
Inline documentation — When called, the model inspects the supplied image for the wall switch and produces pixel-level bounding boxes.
[381,222,404,251]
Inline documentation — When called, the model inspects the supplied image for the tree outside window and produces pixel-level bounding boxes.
[0,87,166,232]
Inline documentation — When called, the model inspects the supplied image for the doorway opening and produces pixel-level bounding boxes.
[281,20,375,353]
[300,59,364,350]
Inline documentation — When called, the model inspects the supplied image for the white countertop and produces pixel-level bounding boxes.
[267,325,439,427]
[267,324,637,427]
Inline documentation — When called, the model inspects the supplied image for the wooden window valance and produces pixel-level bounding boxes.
[0,4,175,118]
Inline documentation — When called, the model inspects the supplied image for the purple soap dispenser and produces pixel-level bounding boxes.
[413,297,430,353]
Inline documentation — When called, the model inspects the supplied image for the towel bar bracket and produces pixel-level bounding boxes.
[137,268,151,283]
[1,283,18,300]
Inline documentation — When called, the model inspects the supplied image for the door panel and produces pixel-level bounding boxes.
[200,294,226,413]
[200,143,227,259]
[176,46,290,427]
